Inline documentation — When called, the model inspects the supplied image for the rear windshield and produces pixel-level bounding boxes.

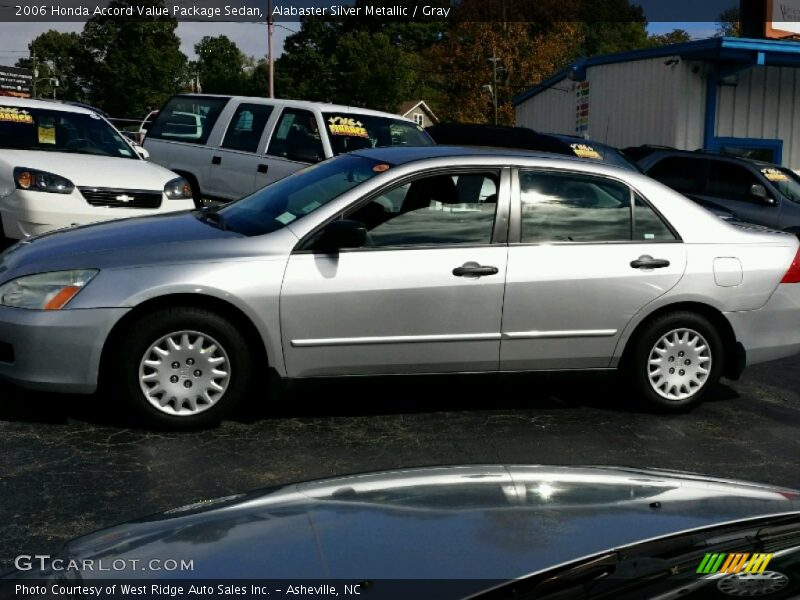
[213,154,385,236]
[146,96,229,144]
[323,113,433,155]
[0,105,137,159]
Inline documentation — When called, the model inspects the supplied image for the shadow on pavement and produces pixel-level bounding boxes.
[0,371,741,430]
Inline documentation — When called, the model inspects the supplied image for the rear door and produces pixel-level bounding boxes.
[500,169,687,370]
[206,101,275,200]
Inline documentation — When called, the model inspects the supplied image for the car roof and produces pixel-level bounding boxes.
[0,96,98,116]
[174,94,416,122]
[350,144,625,169]
[646,148,785,169]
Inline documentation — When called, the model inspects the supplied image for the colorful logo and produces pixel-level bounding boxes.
[696,553,774,575]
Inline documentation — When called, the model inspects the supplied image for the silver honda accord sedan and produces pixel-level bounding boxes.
[1,146,799,428]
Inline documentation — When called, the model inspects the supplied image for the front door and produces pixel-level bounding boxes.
[255,108,325,192]
[280,168,510,378]
[500,169,687,370]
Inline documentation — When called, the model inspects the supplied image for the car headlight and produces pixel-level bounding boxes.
[0,270,98,310]
[164,177,193,200]
[14,167,74,194]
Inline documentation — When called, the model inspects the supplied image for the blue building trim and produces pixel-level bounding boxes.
[513,37,800,107]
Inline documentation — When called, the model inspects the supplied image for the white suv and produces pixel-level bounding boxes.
[143,94,434,203]
[0,98,195,240]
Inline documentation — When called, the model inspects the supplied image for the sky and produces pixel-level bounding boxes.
[0,21,716,68]
[0,21,298,66]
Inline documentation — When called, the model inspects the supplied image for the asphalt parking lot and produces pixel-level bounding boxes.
[1,356,799,572]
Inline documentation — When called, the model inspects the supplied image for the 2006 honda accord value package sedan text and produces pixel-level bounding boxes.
[1,146,799,428]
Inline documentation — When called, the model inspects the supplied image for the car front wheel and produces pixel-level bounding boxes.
[109,306,253,429]
[627,312,723,412]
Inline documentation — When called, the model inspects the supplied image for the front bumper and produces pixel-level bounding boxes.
[0,306,129,393]
[725,283,800,367]
[0,189,194,239]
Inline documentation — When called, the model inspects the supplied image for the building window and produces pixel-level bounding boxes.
[413,112,424,126]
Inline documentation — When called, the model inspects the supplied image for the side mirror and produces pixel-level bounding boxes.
[750,184,775,205]
[314,220,367,252]
[133,144,150,160]
[288,146,322,164]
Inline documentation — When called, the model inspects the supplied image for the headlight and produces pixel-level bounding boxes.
[164,177,193,200]
[0,270,98,310]
[14,167,74,194]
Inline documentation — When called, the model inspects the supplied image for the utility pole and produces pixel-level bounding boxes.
[32,50,37,99]
[488,51,501,125]
[267,0,274,98]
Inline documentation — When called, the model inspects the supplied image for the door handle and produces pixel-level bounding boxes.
[452,262,499,278]
[257,163,269,174]
[211,156,221,165]
[630,255,671,269]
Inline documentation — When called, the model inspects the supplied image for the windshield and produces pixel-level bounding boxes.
[323,112,433,155]
[0,105,137,159]
[213,154,384,236]
[762,167,800,202]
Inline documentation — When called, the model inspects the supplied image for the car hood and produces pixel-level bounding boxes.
[0,212,245,278]
[42,466,800,589]
[0,149,178,191]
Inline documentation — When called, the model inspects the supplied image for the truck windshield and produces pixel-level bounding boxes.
[762,167,800,203]
[323,112,433,155]
[211,154,385,236]
[0,105,137,159]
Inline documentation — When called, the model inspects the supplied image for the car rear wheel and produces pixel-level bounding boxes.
[627,312,723,412]
[109,306,253,429]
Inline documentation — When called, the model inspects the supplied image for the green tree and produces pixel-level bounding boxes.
[647,28,692,46]
[195,35,249,95]
[717,6,742,37]
[15,30,85,101]
[78,0,187,117]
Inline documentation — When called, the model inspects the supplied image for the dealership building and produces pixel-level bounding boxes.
[513,37,800,169]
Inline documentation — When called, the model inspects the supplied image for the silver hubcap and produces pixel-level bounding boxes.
[647,328,711,401]
[717,571,789,596]
[138,331,231,416]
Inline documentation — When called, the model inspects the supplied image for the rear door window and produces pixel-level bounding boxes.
[146,95,229,145]
[221,103,273,153]
[647,156,705,193]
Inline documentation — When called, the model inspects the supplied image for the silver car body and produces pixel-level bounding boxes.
[1,147,799,393]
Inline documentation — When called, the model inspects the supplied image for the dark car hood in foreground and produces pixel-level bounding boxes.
[43,466,800,586]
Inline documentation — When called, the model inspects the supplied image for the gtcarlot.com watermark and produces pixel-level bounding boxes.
[14,554,195,572]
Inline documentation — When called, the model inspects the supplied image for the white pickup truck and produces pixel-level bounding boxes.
[143,94,434,204]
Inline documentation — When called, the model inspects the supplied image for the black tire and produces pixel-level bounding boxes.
[625,311,724,413]
[108,306,253,429]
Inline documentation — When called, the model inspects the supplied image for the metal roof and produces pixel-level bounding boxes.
[513,37,800,106]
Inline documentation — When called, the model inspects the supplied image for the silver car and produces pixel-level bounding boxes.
[1,147,799,428]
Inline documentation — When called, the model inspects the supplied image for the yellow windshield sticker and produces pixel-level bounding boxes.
[0,106,33,124]
[38,117,55,144]
[762,168,789,182]
[571,143,602,160]
[328,116,369,138]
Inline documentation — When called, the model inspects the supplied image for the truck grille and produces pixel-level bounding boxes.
[79,187,162,209]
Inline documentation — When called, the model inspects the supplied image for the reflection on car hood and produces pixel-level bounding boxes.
[55,466,800,584]
[0,212,242,276]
